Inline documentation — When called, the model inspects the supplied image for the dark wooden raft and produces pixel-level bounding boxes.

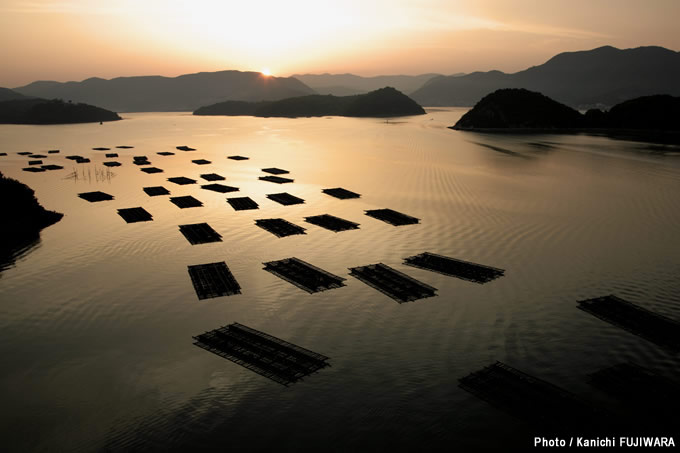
[193,322,330,385]
[255,218,306,238]
[187,261,241,299]
[365,208,419,226]
[179,223,222,245]
[349,263,437,303]
[403,252,505,283]
[577,295,680,352]
[263,257,346,293]
[304,214,359,232]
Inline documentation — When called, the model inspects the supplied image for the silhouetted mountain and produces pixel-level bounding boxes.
[453,89,680,134]
[292,73,448,96]
[453,89,583,129]
[194,87,425,118]
[601,95,680,130]
[0,87,28,101]
[14,71,316,112]
[412,46,680,108]
[0,171,63,269]
[0,98,121,124]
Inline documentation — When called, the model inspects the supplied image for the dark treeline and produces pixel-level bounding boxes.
[0,98,121,124]
[453,89,680,131]
[194,87,426,118]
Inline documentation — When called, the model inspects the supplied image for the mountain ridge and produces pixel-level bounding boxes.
[14,70,316,112]
[411,46,680,108]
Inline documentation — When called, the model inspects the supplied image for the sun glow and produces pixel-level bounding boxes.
[261,68,272,76]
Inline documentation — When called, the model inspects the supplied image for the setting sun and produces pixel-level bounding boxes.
[261,68,272,76]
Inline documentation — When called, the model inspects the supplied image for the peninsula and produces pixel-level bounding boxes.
[0,98,121,124]
[193,87,426,118]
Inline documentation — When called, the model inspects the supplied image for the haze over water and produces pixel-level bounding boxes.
[1,109,679,450]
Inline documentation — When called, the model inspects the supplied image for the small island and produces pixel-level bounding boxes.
[0,171,63,267]
[194,87,426,118]
[0,98,121,124]
[452,89,680,137]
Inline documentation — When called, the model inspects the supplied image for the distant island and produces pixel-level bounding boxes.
[0,172,63,268]
[411,46,680,109]
[0,98,121,124]
[194,87,426,118]
[452,89,680,132]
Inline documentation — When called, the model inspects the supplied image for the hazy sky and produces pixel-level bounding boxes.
[1,0,678,87]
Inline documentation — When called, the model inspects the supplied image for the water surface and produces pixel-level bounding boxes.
[1,109,679,451]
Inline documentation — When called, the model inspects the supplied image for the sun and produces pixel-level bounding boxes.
[261,68,272,76]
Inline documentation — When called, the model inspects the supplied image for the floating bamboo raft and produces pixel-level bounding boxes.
[103,161,121,167]
[259,175,294,184]
[48,150,60,154]
[170,195,203,209]
[193,322,330,385]
[322,187,360,199]
[140,167,163,174]
[263,257,346,293]
[200,173,225,181]
[167,176,197,185]
[192,159,211,165]
[157,151,175,156]
[266,192,305,206]
[255,218,307,238]
[92,147,110,151]
[228,155,249,160]
[349,263,437,303]
[201,183,239,193]
[304,214,359,232]
[404,252,505,284]
[17,152,32,155]
[262,167,290,175]
[105,153,118,158]
[41,164,63,171]
[116,145,134,149]
[117,207,153,223]
[23,167,45,172]
[588,362,680,406]
[187,261,241,299]
[365,208,419,226]
[577,295,680,352]
[179,222,223,245]
[176,145,196,151]
[459,361,601,432]
[28,160,43,165]
[78,191,114,202]
[227,197,259,211]
[143,186,170,196]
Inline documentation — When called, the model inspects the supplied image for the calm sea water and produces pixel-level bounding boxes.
[1,109,679,451]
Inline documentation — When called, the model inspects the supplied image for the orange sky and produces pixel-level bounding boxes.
[1,0,678,87]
